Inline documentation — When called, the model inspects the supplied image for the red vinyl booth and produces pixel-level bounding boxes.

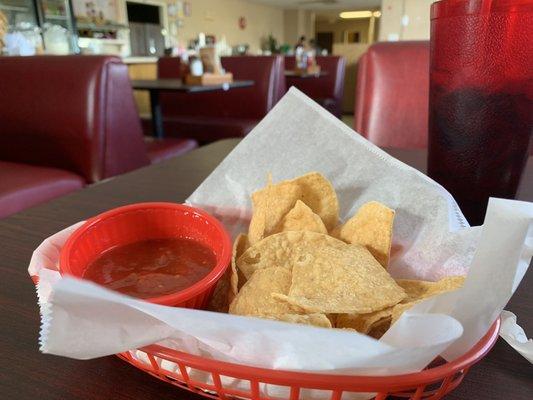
[354,41,430,149]
[285,55,346,118]
[0,56,196,219]
[156,55,286,143]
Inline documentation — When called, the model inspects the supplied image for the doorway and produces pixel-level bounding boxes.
[316,32,333,54]
[126,1,166,56]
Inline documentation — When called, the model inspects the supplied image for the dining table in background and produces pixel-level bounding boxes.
[284,70,329,78]
[131,79,255,139]
[0,139,531,400]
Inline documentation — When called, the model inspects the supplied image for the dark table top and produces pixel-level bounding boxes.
[284,70,328,78]
[1,139,531,400]
[131,79,254,93]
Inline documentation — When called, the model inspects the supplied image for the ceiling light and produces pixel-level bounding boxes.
[339,11,373,19]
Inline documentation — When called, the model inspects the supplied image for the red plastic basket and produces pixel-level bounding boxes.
[33,203,501,399]
[117,318,500,400]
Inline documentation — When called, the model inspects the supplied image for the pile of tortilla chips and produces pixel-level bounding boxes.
[213,172,464,338]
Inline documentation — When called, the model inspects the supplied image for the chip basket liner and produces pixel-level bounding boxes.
[29,271,500,399]
[117,319,500,400]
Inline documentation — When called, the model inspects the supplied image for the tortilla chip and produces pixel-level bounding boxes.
[368,317,392,339]
[248,179,300,244]
[391,302,418,324]
[337,201,395,268]
[336,275,465,335]
[206,271,231,313]
[274,200,327,234]
[236,231,348,281]
[327,314,338,326]
[228,267,296,316]
[261,313,332,328]
[296,172,339,230]
[230,233,250,297]
[391,276,466,323]
[336,308,394,334]
[248,172,339,244]
[329,225,341,238]
[248,205,267,248]
[275,244,406,314]
[396,276,466,302]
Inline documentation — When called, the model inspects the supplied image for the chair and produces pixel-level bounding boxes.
[0,56,197,218]
[285,56,346,118]
[354,41,430,149]
[156,55,286,143]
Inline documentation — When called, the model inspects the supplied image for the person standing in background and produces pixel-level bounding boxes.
[294,35,306,51]
[294,36,308,69]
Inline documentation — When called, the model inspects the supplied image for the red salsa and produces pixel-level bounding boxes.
[82,238,216,299]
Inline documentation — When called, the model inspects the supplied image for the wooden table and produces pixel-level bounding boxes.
[0,139,531,400]
[284,70,328,78]
[131,79,254,139]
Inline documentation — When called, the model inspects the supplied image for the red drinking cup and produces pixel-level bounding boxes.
[428,0,532,225]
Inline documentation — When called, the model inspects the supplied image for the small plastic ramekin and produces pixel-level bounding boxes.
[59,202,232,308]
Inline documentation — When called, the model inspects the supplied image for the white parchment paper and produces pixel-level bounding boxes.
[29,89,533,394]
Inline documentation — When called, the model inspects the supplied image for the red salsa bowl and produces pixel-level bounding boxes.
[59,202,232,308]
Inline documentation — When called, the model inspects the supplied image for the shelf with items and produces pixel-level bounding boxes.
[76,17,129,40]
[76,16,130,55]
[5,24,39,31]
[0,4,29,12]
[78,36,129,56]
[44,14,68,20]
[76,22,128,31]
[78,37,127,45]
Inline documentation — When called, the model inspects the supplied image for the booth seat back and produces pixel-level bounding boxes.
[285,55,346,117]
[354,41,430,149]
[0,55,149,182]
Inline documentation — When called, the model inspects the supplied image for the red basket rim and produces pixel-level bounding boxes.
[59,202,232,306]
[140,318,500,391]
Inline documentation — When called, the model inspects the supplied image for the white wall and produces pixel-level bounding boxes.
[73,0,286,54]
[379,0,433,41]
[284,8,315,46]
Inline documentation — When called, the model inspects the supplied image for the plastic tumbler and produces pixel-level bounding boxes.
[428,0,532,225]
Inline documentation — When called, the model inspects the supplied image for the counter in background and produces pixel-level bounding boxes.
[123,57,158,64]
[126,58,157,117]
